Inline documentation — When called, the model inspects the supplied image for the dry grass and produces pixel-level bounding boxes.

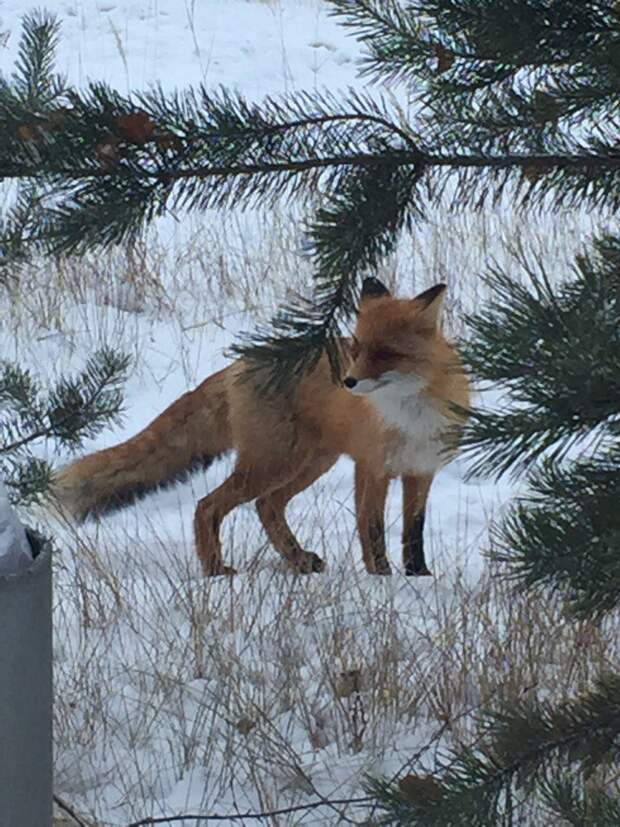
[5,202,616,824]
[50,512,618,824]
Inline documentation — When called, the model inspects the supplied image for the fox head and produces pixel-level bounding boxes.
[343,278,447,396]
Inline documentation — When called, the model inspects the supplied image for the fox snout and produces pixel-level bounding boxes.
[343,376,357,389]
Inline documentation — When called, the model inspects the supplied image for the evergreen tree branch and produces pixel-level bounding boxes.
[0,348,130,454]
[459,234,620,478]
[9,147,620,183]
[0,456,53,506]
[541,774,620,827]
[491,446,620,617]
[370,673,620,826]
[3,4,620,384]
[230,159,423,388]
[328,0,620,96]
[0,348,130,504]
[0,10,67,277]
[11,9,64,108]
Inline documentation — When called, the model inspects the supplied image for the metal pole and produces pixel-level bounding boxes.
[0,531,52,827]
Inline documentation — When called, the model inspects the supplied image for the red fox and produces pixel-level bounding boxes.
[53,279,470,577]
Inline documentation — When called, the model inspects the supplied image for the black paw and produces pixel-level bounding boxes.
[295,551,326,574]
[374,558,393,575]
[405,565,433,577]
[203,563,237,577]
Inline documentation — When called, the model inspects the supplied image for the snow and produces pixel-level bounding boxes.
[0,1,613,825]
[2,0,359,98]
[0,481,33,575]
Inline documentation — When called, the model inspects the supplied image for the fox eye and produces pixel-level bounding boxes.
[373,349,397,361]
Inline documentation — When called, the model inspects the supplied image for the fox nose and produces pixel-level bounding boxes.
[344,376,357,389]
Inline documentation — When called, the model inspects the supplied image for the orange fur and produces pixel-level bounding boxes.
[53,281,470,577]
[53,369,232,519]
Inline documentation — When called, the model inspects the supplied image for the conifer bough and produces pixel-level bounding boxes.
[2,3,620,383]
[0,348,130,505]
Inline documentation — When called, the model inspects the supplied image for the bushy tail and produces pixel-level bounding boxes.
[53,367,233,520]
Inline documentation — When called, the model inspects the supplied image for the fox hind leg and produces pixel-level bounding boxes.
[256,454,338,573]
[194,459,298,576]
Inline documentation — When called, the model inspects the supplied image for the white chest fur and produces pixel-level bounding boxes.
[369,375,452,476]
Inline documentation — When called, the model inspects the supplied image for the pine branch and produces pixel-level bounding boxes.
[0,456,53,506]
[328,0,620,97]
[458,232,620,617]
[0,348,130,504]
[491,445,620,618]
[3,4,620,385]
[0,9,66,275]
[11,9,64,109]
[0,348,129,455]
[326,0,426,86]
[541,775,620,827]
[3,27,620,254]
[459,234,620,479]
[6,142,620,188]
[369,673,620,826]
[46,347,131,447]
[230,158,424,388]
[0,182,47,284]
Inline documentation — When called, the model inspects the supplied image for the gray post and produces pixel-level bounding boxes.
[0,531,52,827]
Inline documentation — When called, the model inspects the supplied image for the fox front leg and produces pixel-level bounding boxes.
[402,474,433,576]
[355,465,391,575]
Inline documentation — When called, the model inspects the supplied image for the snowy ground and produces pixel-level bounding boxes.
[1,2,617,825]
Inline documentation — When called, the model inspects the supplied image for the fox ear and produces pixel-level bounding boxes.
[413,283,447,332]
[361,277,391,301]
